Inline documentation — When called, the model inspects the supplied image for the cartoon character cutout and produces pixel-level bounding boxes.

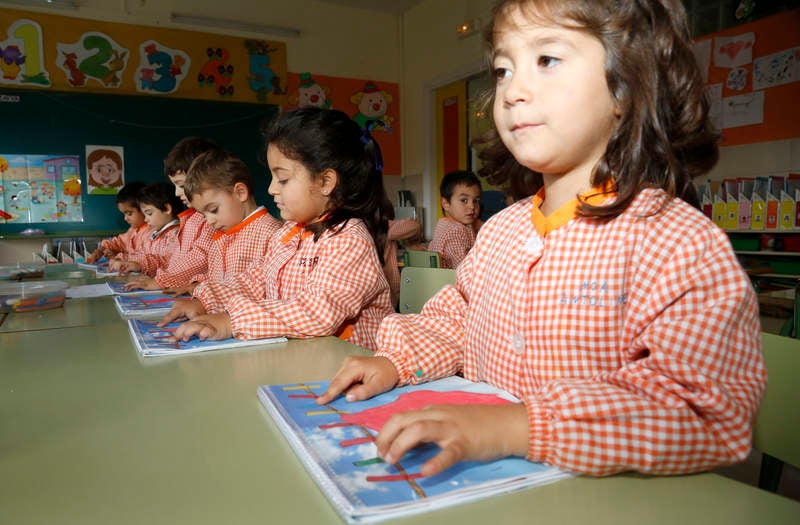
[350,81,394,132]
[56,33,129,89]
[198,47,235,98]
[289,72,332,109]
[0,19,51,86]
[136,40,191,95]
[86,147,124,195]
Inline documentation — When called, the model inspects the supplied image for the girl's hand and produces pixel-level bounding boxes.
[316,356,399,405]
[87,248,103,263]
[158,298,206,325]
[171,313,232,341]
[375,403,529,477]
[124,275,159,291]
[117,261,141,274]
[108,259,125,272]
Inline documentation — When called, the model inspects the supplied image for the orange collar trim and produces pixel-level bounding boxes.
[178,208,195,219]
[279,212,331,244]
[212,207,267,240]
[530,185,616,237]
[135,223,149,232]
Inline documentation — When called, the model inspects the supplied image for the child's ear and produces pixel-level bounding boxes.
[164,203,173,216]
[232,182,250,202]
[319,168,338,197]
[441,196,450,214]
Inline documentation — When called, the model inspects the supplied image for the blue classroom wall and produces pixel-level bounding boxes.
[0,88,279,235]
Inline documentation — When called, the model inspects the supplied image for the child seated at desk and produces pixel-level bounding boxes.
[160,108,394,351]
[428,170,482,269]
[123,137,220,291]
[87,182,149,263]
[166,149,282,296]
[113,183,182,275]
[317,0,765,478]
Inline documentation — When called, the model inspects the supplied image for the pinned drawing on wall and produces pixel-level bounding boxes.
[56,32,129,89]
[753,47,799,90]
[722,91,764,128]
[0,18,50,86]
[350,81,394,132]
[86,145,124,195]
[0,153,83,223]
[197,47,234,98]
[726,67,748,91]
[136,40,191,95]
[288,72,332,109]
[714,32,755,68]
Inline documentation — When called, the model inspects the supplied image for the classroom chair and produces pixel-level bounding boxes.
[398,266,456,314]
[403,249,440,268]
[752,332,800,492]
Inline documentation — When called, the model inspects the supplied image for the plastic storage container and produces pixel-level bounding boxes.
[0,280,69,313]
[0,264,46,280]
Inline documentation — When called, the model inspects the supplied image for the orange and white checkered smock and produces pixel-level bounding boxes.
[384,218,423,308]
[103,223,152,258]
[190,207,282,283]
[153,208,216,288]
[376,188,765,476]
[127,221,179,276]
[194,218,394,351]
[428,217,476,269]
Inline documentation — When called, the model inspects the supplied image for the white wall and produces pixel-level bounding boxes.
[708,139,800,182]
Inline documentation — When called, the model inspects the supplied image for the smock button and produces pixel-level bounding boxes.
[509,332,525,355]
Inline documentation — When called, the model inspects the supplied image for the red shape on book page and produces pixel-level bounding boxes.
[340,390,511,431]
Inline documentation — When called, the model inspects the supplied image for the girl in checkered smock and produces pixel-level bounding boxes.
[161,108,394,352]
[318,0,765,477]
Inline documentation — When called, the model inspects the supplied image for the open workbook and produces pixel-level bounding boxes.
[78,260,119,277]
[127,319,287,357]
[105,280,154,295]
[113,292,181,318]
[258,376,571,523]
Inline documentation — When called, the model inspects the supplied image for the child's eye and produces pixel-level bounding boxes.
[493,67,511,82]
[538,55,560,68]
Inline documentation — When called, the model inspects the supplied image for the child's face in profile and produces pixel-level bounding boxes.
[442,183,481,226]
[140,203,173,230]
[266,144,331,224]
[190,186,249,231]
[118,201,145,228]
[168,171,191,207]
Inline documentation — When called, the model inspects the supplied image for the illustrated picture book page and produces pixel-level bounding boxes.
[105,280,157,295]
[127,319,287,357]
[113,293,180,318]
[258,376,571,523]
[78,259,120,277]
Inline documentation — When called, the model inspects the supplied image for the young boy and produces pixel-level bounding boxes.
[427,170,482,269]
[124,137,220,290]
[170,149,282,295]
[116,183,182,276]
[88,182,149,262]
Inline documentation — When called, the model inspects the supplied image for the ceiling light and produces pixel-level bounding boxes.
[170,12,300,39]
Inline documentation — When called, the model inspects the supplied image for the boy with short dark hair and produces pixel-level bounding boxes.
[124,137,220,290]
[427,170,482,269]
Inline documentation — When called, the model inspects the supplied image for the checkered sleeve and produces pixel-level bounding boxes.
[522,217,764,475]
[429,220,474,269]
[100,226,135,255]
[223,229,388,342]
[154,215,215,288]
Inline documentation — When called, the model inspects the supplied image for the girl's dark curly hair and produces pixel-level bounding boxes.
[475,0,719,215]
[264,107,389,262]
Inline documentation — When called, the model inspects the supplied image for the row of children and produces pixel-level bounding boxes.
[92,0,765,481]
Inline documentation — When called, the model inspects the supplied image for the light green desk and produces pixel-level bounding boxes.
[0,295,122,333]
[1,308,798,524]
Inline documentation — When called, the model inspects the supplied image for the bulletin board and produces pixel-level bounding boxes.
[0,88,278,236]
[694,9,800,146]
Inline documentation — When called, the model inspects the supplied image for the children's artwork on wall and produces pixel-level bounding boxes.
[0,8,287,105]
[0,18,50,87]
[723,91,764,128]
[86,145,124,195]
[56,32,130,89]
[706,83,723,132]
[714,32,755,68]
[136,40,191,95]
[197,47,234,98]
[288,72,332,109]
[752,47,799,90]
[726,67,748,91]
[245,39,286,102]
[0,153,83,223]
[285,73,401,175]
[692,38,712,83]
